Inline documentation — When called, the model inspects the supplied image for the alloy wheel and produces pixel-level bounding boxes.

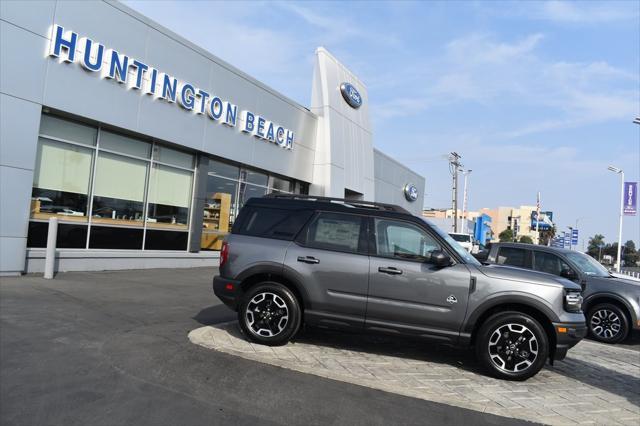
[590,309,622,340]
[245,292,289,338]
[487,323,539,373]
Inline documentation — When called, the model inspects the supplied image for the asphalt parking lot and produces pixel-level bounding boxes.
[1,267,533,426]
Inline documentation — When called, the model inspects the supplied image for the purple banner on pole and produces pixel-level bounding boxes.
[623,182,637,216]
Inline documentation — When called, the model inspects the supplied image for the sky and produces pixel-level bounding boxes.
[124,0,640,249]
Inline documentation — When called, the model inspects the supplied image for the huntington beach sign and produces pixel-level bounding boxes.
[47,25,295,150]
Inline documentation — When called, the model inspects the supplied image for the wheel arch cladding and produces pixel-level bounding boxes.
[240,272,308,311]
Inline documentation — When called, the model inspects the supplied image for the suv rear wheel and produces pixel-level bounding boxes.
[238,282,302,346]
[476,312,549,381]
[587,303,629,344]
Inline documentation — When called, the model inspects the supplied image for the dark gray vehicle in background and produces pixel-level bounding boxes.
[213,195,586,380]
[481,243,640,344]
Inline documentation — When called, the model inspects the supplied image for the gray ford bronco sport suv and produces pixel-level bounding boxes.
[481,242,640,344]
[213,195,586,380]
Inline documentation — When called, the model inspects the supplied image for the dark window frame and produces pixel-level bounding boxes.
[296,211,369,256]
[496,246,532,268]
[532,250,577,278]
[368,216,454,264]
[234,206,314,241]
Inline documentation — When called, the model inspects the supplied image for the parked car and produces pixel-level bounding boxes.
[213,195,586,380]
[449,232,474,253]
[483,242,640,344]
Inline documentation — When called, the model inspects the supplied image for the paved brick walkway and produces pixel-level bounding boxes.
[189,323,640,425]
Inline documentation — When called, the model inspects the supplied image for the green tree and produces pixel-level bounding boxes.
[498,229,514,242]
[538,226,556,246]
[622,240,639,267]
[519,235,534,244]
[587,234,606,259]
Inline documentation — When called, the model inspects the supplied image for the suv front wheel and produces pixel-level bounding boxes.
[238,282,302,346]
[587,303,629,344]
[476,312,549,381]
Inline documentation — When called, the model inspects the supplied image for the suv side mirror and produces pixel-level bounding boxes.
[427,250,451,267]
[473,249,489,262]
[560,268,577,281]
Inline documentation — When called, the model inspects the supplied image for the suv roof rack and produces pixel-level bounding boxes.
[263,193,410,214]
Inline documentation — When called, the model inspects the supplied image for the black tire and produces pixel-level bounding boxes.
[238,282,302,346]
[475,311,549,381]
[587,303,629,344]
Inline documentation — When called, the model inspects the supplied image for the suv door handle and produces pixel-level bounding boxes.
[378,266,403,275]
[297,256,320,264]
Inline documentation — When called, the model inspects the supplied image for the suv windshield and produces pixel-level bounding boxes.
[565,252,611,277]
[423,219,480,265]
[449,234,471,243]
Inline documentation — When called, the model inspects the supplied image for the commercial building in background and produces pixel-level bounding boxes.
[424,206,554,245]
[422,208,491,246]
[479,206,554,243]
[0,1,425,275]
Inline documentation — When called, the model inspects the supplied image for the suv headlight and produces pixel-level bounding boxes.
[564,291,583,313]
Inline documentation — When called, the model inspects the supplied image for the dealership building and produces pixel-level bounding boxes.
[0,0,425,275]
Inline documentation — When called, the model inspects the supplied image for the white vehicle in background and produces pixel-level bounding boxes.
[448,233,474,253]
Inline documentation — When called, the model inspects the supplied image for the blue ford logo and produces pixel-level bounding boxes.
[340,83,362,109]
[403,183,419,202]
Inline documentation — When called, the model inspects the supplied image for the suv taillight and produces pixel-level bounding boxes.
[220,241,229,269]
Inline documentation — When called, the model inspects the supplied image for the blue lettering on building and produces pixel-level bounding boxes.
[131,60,148,89]
[79,38,103,72]
[179,83,196,110]
[47,24,294,150]
[196,89,209,115]
[242,111,255,133]
[224,102,237,127]
[208,97,224,120]
[107,49,128,83]
[256,117,266,138]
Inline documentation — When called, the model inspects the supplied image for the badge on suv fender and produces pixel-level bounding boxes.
[446,295,458,304]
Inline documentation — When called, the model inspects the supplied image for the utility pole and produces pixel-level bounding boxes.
[461,169,472,234]
[449,152,462,232]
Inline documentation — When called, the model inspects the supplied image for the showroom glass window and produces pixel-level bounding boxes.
[29,115,96,248]
[201,159,296,251]
[28,113,194,251]
[32,115,96,222]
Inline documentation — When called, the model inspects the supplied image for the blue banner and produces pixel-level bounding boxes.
[623,182,637,216]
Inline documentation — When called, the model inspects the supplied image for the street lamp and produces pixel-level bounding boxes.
[567,226,574,250]
[607,165,624,272]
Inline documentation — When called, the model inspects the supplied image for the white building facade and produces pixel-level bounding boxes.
[0,1,425,275]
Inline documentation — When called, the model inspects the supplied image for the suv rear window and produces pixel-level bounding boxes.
[300,212,367,254]
[234,207,312,240]
[496,247,528,268]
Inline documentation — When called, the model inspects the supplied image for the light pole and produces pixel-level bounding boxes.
[461,169,472,234]
[607,165,624,272]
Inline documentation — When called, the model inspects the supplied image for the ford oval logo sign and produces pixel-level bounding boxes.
[403,183,419,202]
[340,83,362,109]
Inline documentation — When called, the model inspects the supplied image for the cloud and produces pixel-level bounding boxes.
[539,1,637,23]
[274,1,401,47]
[373,31,638,139]
[445,33,544,64]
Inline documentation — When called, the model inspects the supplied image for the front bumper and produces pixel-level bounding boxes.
[552,321,587,361]
[213,275,243,310]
